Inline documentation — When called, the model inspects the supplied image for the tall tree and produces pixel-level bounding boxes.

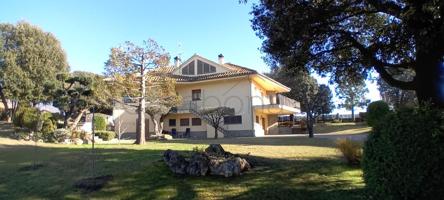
[0,22,68,121]
[105,39,169,144]
[268,68,325,138]
[145,72,181,137]
[336,80,369,121]
[251,0,444,107]
[317,84,335,121]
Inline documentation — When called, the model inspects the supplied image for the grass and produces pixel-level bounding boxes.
[314,122,371,135]
[0,122,365,200]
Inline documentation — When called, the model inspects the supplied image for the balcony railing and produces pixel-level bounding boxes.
[276,94,300,109]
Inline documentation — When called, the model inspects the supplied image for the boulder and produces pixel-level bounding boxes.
[205,144,226,156]
[209,156,251,177]
[73,138,84,145]
[163,145,251,177]
[186,152,209,176]
[163,149,189,175]
[163,134,173,140]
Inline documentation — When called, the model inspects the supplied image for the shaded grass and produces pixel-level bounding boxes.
[0,138,365,200]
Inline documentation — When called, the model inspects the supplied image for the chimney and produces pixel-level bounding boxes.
[218,54,224,64]
[174,56,181,67]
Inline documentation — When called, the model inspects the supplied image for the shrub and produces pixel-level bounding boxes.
[336,139,362,165]
[94,116,107,131]
[13,106,39,129]
[363,106,444,199]
[52,129,71,143]
[95,130,115,141]
[41,118,56,142]
[366,100,390,127]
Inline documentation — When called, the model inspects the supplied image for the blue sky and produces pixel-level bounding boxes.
[0,0,380,113]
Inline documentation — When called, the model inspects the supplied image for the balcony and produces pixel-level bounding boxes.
[276,94,300,109]
[254,94,300,115]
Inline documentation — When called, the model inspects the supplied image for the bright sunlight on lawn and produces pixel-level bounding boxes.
[0,122,365,200]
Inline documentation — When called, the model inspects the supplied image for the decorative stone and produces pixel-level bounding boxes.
[163,144,251,177]
[163,149,189,175]
[163,134,173,140]
[73,138,84,145]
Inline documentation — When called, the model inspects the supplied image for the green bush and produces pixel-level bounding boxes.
[363,106,444,199]
[336,139,362,166]
[95,130,115,141]
[94,116,107,131]
[51,129,71,143]
[366,100,390,127]
[13,106,39,129]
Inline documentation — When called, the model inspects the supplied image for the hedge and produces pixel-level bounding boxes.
[366,100,390,127]
[363,106,444,199]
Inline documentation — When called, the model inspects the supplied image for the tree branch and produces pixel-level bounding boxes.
[365,0,404,18]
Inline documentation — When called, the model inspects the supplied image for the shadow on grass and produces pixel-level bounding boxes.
[0,143,364,200]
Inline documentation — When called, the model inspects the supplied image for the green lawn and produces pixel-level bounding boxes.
[314,122,371,135]
[0,122,365,200]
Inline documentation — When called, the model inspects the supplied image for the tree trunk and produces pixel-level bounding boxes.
[214,126,218,139]
[152,118,160,136]
[351,105,355,122]
[306,114,314,138]
[0,85,11,122]
[136,69,146,145]
[63,112,69,128]
[414,52,444,107]
[70,109,87,131]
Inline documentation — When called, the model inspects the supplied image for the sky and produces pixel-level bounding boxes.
[0,0,380,113]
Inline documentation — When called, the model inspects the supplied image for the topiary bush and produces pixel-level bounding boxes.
[13,106,39,129]
[363,106,444,199]
[94,116,107,131]
[95,130,115,141]
[336,138,362,166]
[366,100,390,127]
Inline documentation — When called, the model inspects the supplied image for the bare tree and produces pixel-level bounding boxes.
[199,107,234,139]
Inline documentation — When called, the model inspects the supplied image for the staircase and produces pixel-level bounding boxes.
[187,101,229,136]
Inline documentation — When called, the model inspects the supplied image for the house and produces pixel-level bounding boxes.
[113,54,300,139]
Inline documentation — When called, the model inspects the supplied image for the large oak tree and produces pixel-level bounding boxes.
[251,0,444,107]
[0,22,68,121]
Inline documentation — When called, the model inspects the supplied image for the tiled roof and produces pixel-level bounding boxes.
[151,62,257,82]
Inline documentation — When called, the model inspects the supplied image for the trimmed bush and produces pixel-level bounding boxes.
[94,116,107,131]
[363,106,444,199]
[366,100,390,127]
[95,130,115,141]
[336,139,362,165]
[52,129,71,143]
[13,106,39,129]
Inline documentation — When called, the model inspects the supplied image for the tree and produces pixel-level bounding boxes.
[199,107,234,139]
[268,68,325,138]
[377,76,417,109]
[251,1,444,107]
[105,39,169,144]
[316,84,335,121]
[145,74,181,137]
[336,80,369,121]
[0,22,68,121]
[48,71,113,130]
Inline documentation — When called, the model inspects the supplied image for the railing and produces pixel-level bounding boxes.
[276,94,300,109]
[171,101,229,135]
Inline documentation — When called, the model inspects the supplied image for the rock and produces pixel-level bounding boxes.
[186,152,209,176]
[73,138,83,145]
[208,156,251,177]
[163,145,251,177]
[205,144,226,156]
[163,149,189,175]
[61,138,71,144]
[163,134,173,140]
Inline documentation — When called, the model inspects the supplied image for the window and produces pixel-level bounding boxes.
[169,119,176,126]
[192,89,201,101]
[197,60,216,74]
[192,118,202,126]
[224,115,242,124]
[180,118,189,126]
[182,61,195,75]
